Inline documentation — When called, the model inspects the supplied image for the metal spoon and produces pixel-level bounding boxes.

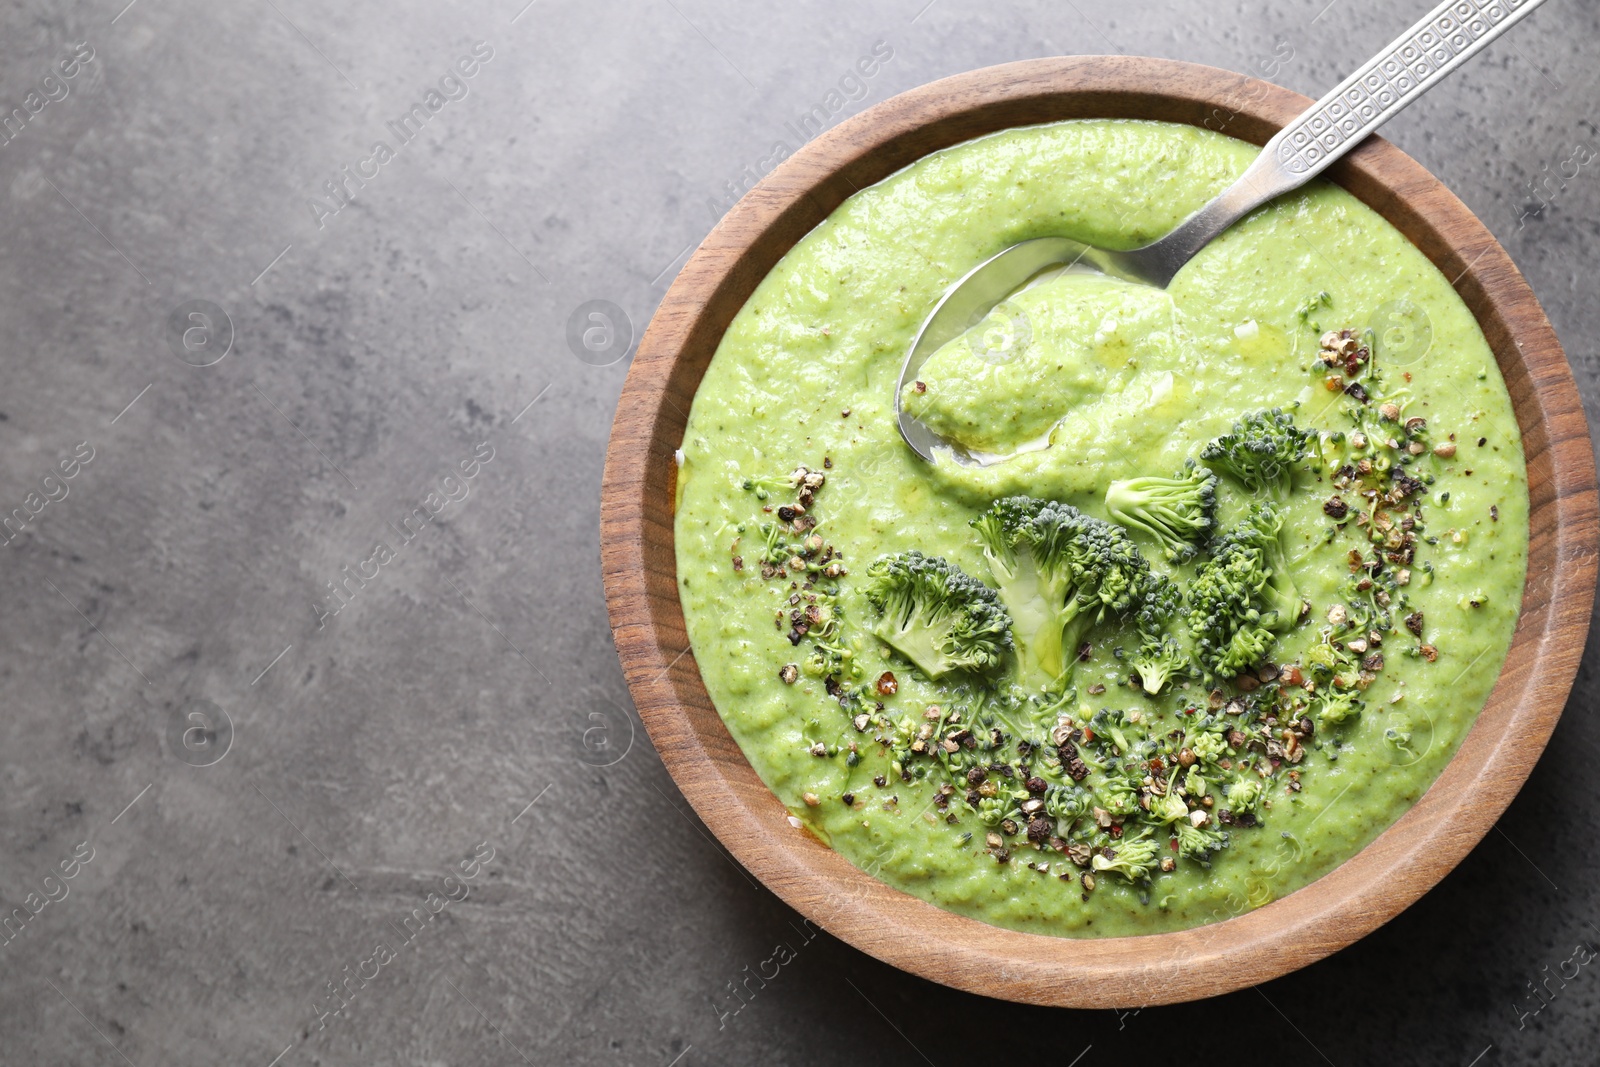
[896,0,1548,464]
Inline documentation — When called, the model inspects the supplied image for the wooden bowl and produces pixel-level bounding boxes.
[600,56,1598,1007]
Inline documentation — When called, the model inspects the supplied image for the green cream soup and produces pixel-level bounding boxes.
[674,119,1528,937]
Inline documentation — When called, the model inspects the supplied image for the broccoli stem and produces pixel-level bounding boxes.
[1132,638,1185,695]
[1053,602,1094,688]
[873,614,956,679]
[1257,532,1300,632]
[984,542,1083,689]
[1103,469,1216,559]
[984,547,1058,685]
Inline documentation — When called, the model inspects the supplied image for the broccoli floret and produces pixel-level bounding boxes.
[1184,503,1302,682]
[1091,831,1161,882]
[1129,573,1189,695]
[1134,570,1184,631]
[1200,408,1313,502]
[1303,633,1344,678]
[1175,818,1227,860]
[1131,637,1189,697]
[1104,461,1217,561]
[1225,777,1263,810]
[1095,772,1144,819]
[1190,728,1227,764]
[1315,687,1363,727]
[1186,540,1274,684]
[1222,502,1301,632]
[1212,624,1278,680]
[1044,785,1090,823]
[971,497,1155,688]
[976,794,1019,827]
[863,551,1013,679]
[1149,791,1190,825]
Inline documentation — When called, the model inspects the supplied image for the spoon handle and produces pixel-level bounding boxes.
[1143,0,1548,281]
[1266,0,1547,185]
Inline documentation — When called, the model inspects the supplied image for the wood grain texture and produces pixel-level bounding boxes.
[599,56,1599,1007]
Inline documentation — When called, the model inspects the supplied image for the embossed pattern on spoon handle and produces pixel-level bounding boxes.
[1139,0,1550,284]
[1266,0,1549,187]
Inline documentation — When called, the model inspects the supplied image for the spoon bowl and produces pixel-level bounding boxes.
[897,237,1092,466]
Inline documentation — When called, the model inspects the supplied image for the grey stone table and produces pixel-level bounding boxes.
[1,1,1595,1064]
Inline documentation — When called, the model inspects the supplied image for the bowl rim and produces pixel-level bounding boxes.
[600,55,1599,1008]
